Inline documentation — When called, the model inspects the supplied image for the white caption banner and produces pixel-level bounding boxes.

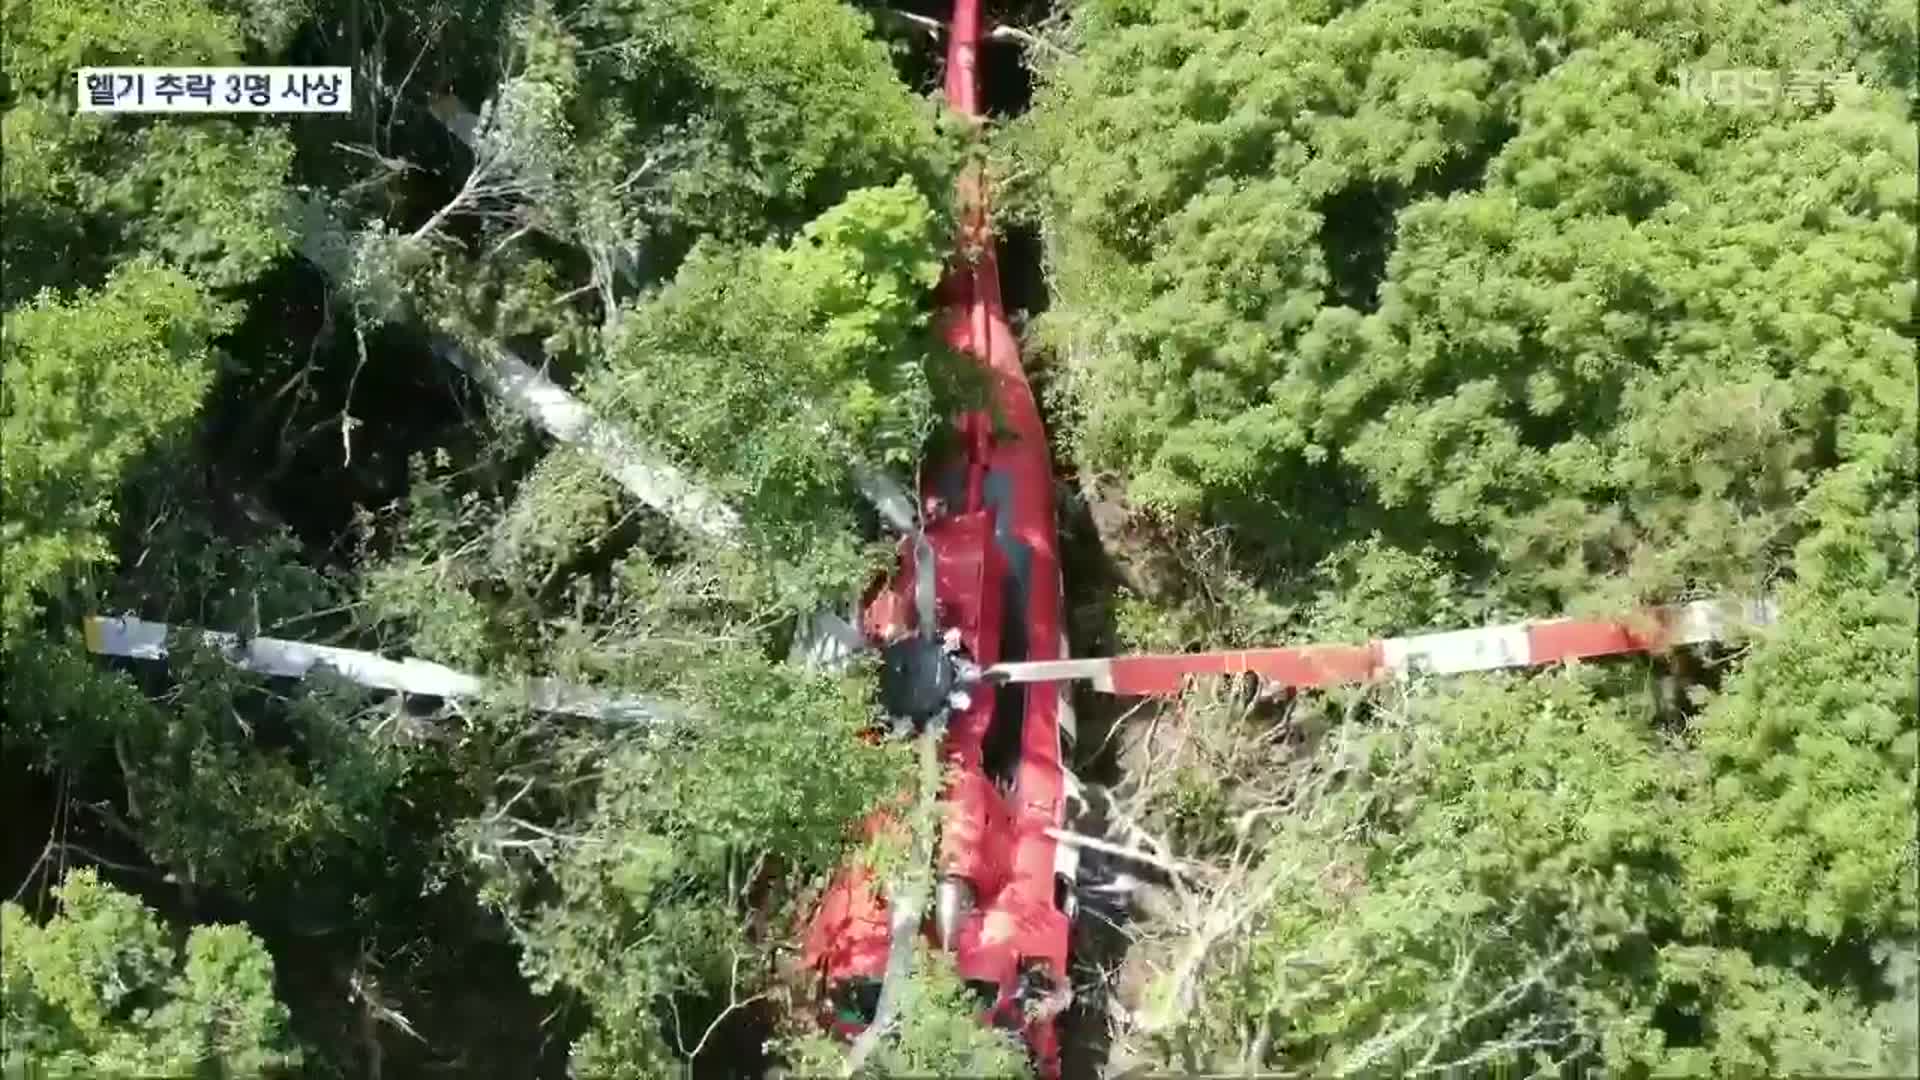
[77,67,352,113]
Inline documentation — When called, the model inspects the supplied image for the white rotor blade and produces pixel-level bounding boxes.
[83,615,680,725]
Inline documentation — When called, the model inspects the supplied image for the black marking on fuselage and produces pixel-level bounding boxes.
[981,468,1029,786]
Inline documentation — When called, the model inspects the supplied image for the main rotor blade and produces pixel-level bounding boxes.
[426,96,922,553]
[984,596,1781,695]
[789,606,869,670]
[82,615,682,725]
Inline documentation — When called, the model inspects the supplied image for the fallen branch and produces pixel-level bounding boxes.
[1045,827,1210,884]
[677,948,770,1061]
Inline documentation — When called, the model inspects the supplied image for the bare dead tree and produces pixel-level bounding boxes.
[1080,680,1595,1075]
[409,80,567,245]
[346,941,427,1080]
[428,93,693,325]
[670,946,771,1062]
[1073,683,1370,1055]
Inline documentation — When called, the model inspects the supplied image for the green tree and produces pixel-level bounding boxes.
[1680,454,1917,942]
[1,0,292,303]
[2,869,299,1076]
[0,0,292,637]
[351,434,916,1073]
[0,263,226,642]
[1015,0,1914,611]
[584,179,955,603]
[1021,1,1917,1075]
[461,649,913,1076]
[1116,674,1909,1078]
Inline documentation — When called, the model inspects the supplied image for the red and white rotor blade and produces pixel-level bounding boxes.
[985,596,1780,696]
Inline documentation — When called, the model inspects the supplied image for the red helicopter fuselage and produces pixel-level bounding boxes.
[799,2,1076,1074]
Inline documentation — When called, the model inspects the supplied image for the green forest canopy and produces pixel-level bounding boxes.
[1013,0,1915,1073]
[1,0,1914,1076]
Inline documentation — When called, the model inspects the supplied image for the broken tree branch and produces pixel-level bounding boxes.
[987,24,1075,61]
[876,9,943,37]
[1045,827,1211,885]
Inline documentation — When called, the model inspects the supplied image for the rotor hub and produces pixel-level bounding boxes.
[878,635,957,723]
